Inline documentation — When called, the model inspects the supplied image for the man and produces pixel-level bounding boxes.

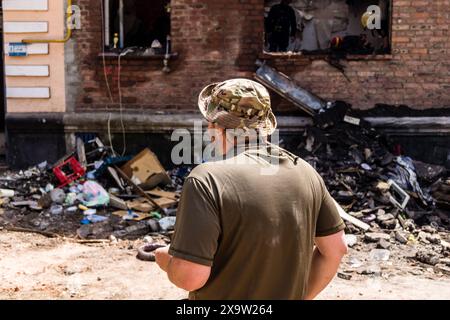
[155,79,348,300]
[266,0,297,52]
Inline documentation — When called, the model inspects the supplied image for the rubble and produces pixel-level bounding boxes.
[286,109,450,277]
[435,264,450,276]
[365,232,390,243]
[0,109,448,281]
[0,189,15,198]
[377,239,391,250]
[441,240,450,252]
[337,272,352,281]
[394,230,409,244]
[440,258,450,267]
[344,234,358,248]
[360,266,382,277]
[416,250,440,266]
[0,138,187,241]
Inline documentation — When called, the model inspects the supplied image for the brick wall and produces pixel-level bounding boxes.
[71,0,450,113]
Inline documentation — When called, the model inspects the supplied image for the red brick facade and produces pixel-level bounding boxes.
[73,0,450,113]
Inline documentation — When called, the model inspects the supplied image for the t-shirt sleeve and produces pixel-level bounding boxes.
[315,177,346,237]
[168,177,221,267]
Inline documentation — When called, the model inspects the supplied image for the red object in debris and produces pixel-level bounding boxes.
[53,157,86,187]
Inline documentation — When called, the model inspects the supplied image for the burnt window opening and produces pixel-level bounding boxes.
[103,0,171,55]
[264,0,392,56]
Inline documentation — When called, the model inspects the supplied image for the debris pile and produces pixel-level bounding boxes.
[291,118,450,270]
[255,61,450,271]
[0,138,191,240]
[0,117,449,273]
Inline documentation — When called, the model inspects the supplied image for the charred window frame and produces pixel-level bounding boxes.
[102,0,171,55]
[263,0,392,57]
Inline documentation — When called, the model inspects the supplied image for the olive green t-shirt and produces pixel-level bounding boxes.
[168,147,345,300]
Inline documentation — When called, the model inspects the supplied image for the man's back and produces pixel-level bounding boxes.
[169,147,344,300]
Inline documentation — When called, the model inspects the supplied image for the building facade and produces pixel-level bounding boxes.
[1,0,450,168]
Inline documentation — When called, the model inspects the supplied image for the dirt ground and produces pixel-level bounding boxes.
[1,230,449,300]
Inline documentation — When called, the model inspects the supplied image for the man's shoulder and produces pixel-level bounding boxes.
[188,162,226,181]
[296,157,323,178]
[188,157,247,182]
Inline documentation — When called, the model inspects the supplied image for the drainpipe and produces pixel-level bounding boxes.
[119,0,124,49]
[22,0,74,44]
[104,0,110,47]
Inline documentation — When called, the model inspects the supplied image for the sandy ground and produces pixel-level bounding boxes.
[1,230,449,300]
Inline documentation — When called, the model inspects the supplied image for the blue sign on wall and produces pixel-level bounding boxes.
[8,43,28,57]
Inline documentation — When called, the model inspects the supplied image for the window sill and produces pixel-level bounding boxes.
[259,51,393,61]
[98,52,179,60]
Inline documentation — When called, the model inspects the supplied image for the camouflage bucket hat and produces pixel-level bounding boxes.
[198,78,277,136]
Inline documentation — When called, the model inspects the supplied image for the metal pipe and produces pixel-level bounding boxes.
[22,0,73,44]
[119,0,124,49]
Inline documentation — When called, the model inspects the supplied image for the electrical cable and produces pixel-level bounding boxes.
[100,0,128,157]
[117,50,128,157]
[100,0,117,156]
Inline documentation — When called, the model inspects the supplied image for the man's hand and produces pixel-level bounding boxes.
[154,246,212,292]
[304,231,348,300]
[155,246,171,272]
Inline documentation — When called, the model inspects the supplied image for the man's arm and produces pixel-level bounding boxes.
[153,176,219,292]
[155,246,211,292]
[304,230,348,300]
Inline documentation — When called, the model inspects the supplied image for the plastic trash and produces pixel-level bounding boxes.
[348,257,363,268]
[158,216,176,231]
[65,192,77,206]
[369,249,390,261]
[50,188,66,204]
[108,188,120,196]
[53,156,86,187]
[78,204,89,211]
[86,171,96,180]
[45,184,54,193]
[65,206,78,214]
[81,181,110,207]
[81,214,108,225]
[50,204,64,215]
[150,211,162,220]
[87,215,108,223]
[388,156,433,207]
[76,193,85,202]
[84,209,97,216]
[122,210,139,221]
[69,185,80,194]
[37,161,48,170]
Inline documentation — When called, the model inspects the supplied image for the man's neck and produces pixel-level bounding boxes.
[222,140,268,157]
